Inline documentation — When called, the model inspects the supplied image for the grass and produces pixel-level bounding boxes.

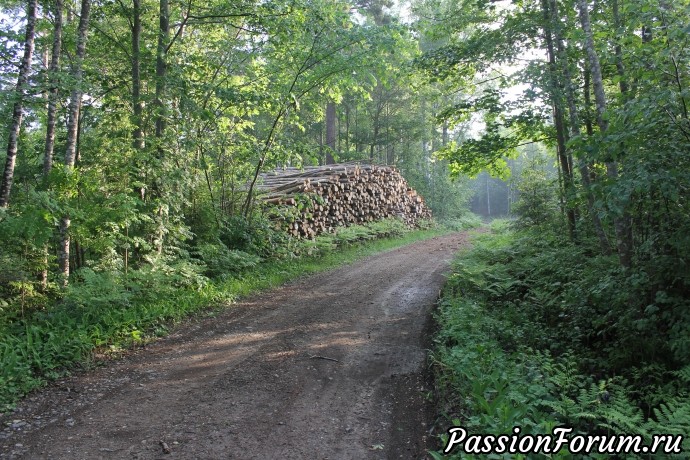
[0,221,454,412]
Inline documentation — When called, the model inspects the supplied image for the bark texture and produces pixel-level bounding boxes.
[0,0,38,208]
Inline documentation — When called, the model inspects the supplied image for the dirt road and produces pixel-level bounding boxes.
[0,232,471,459]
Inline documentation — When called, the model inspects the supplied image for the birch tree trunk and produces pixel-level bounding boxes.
[58,0,91,286]
[43,0,63,177]
[0,0,37,208]
[549,0,610,254]
[577,0,633,268]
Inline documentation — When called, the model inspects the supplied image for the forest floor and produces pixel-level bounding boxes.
[0,232,473,460]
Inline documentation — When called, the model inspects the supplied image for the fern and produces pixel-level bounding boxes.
[674,365,690,385]
[647,397,690,436]
[637,398,690,458]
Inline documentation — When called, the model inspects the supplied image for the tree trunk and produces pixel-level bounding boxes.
[577,0,633,268]
[64,0,90,169]
[41,0,64,290]
[370,118,379,162]
[610,0,634,258]
[325,101,336,164]
[442,120,448,147]
[151,0,170,254]
[344,103,350,155]
[43,0,63,177]
[59,0,91,286]
[369,83,383,161]
[583,68,595,137]
[132,0,144,151]
[542,0,576,240]
[155,0,169,148]
[552,3,610,254]
[577,0,608,133]
[0,0,37,208]
[131,0,145,200]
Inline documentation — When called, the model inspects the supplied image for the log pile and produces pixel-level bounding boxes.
[257,163,432,238]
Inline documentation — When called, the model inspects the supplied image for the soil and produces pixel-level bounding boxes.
[0,232,472,460]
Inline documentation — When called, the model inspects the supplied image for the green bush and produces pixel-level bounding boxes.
[195,243,262,278]
[64,269,132,309]
[439,213,483,231]
[220,215,290,259]
[511,156,559,230]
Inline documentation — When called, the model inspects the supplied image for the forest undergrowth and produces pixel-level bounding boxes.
[431,220,690,459]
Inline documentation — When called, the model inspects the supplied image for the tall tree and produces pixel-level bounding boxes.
[40,0,64,290]
[576,0,633,268]
[131,0,144,154]
[541,0,576,240]
[551,1,610,254]
[154,0,169,150]
[58,0,91,286]
[0,0,38,208]
[43,0,63,176]
[325,101,336,164]
[151,0,170,254]
[129,0,146,205]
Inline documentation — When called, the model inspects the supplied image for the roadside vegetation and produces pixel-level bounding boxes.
[431,219,690,459]
[415,0,690,457]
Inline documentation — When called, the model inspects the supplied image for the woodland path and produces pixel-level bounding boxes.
[0,232,472,460]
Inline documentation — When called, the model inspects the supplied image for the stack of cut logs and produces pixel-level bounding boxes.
[257,163,432,238]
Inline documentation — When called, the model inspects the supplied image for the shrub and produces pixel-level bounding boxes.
[195,243,262,278]
[439,213,483,231]
[220,215,291,259]
[512,156,559,230]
